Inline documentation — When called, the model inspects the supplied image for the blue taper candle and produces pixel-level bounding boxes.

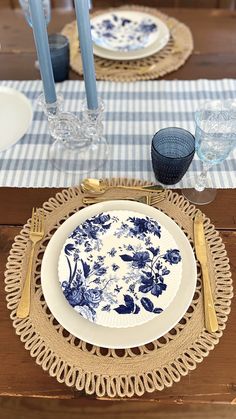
[74,0,98,110]
[29,0,57,104]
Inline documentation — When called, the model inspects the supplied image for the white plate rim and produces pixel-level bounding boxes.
[0,86,33,152]
[91,10,161,53]
[92,16,170,61]
[41,200,197,349]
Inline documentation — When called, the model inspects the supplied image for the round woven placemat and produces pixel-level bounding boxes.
[5,179,233,398]
[62,5,193,82]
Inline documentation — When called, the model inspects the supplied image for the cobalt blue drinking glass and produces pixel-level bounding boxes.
[151,127,195,185]
[48,34,70,83]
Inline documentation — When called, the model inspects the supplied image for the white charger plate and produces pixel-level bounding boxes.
[41,200,197,349]
[0,86,33,152]
[92,16,170,61]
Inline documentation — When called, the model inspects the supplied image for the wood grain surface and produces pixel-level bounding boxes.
[0,188,235,229]
[1,0,235,10]
[0,397,236,419]
[1,9,236,80]
[0,5,236,419]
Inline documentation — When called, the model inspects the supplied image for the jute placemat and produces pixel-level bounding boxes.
[5,179,233,398]
[62,5,193,82]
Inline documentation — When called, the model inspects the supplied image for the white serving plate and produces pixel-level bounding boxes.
[0,86,33,152]
[41,200,197,349]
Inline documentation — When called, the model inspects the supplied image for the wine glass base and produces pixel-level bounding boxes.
[182,188,217,205]
[49,137,109,174]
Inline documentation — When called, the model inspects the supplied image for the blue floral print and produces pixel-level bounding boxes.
[59,211,182,324]
[163,249,182,265]
[115,216,161,240]
[114,246,181,314]
[91,14,158,52]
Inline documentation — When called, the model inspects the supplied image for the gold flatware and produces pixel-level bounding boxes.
[81,178,164,195]
[83,196,148,205]
[17,208,45,319]
[83,191,166,206]
[150,191,167,205]
[194,212,218,333]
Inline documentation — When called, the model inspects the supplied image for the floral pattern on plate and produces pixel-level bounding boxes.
[91,11,158,52]
[58,210,182,328]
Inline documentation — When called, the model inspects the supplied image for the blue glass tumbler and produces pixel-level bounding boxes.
[151,127,195,185]
[48,34,70,83]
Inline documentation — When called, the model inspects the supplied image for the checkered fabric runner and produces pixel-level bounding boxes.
[0,79,235,188]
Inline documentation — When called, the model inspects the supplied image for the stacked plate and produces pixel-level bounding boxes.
[90,10,170,61]
[0,87,33,152]
[41,200,197,349]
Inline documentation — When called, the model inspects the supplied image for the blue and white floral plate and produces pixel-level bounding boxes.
[91,11,170,61]
[41,201,197,348]
[58,209,182,328]
[91,11,159,52]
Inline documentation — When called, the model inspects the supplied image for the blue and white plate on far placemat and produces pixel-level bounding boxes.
[91,10,170,61]
[41,201,197,348]
[91,11,159,52]
[58,209,182,328]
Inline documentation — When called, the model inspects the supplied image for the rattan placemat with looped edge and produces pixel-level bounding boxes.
[5,179,233,398]
[62,5,193,82]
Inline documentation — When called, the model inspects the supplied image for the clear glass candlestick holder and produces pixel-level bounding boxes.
[79,99,109,168]
[39,94,109,174]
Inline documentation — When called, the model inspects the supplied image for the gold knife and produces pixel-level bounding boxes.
[194,212,218,333]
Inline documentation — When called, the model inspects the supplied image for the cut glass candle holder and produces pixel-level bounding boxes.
[38,94,109,174]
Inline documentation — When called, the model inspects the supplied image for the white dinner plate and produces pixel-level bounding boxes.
[0,86,33,152]
[41,201,197,349]
[92,15,170,61]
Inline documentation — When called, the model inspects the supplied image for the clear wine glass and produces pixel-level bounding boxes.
[19,0,51,26]
[183,100,236,205]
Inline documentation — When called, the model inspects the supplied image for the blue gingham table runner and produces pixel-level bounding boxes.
[0,79,235,188]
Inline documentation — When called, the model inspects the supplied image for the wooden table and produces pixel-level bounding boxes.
[0,6,236,419]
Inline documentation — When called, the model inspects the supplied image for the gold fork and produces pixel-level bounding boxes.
[82,196,148,205]
[17,208,45,319]
[82,192,166,206]
[147,190,167,206]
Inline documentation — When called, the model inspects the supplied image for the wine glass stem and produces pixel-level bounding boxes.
[195,163,213,192]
